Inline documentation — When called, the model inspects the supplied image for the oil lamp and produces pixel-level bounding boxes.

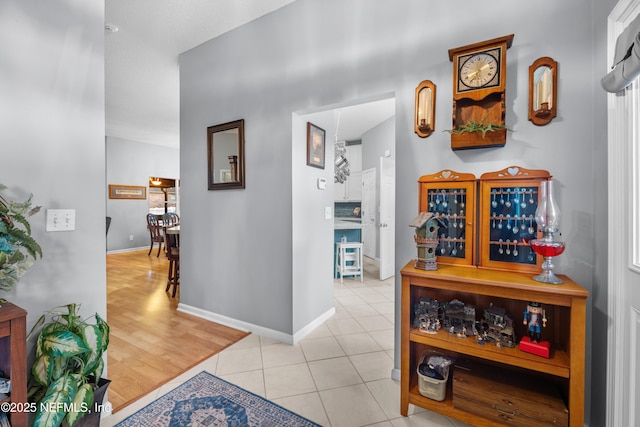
[531,179,565,284]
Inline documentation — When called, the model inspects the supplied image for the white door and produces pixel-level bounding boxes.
[607,2,640,425]
[379,157,395,280]
[362,168,376,258]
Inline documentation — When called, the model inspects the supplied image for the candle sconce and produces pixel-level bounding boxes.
[414,80,436,138]
[528,57,558,126]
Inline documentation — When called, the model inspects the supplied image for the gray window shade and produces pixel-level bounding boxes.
[602,13,640,93]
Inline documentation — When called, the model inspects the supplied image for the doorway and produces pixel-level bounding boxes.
[294,96,396,282]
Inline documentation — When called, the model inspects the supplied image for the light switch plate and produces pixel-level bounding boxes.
[46,209,76,232]
[325,206,332,219]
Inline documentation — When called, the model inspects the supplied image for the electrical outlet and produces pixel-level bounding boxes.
[129,235,134,241]
[46,209,76,232]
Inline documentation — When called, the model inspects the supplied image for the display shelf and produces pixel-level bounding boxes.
[417,170,477,266]
[400,262,588,427]
[409,328,570,378]
[478,166,551,273]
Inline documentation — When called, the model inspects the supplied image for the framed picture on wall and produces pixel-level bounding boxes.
[307,122,325,169]
[108,184,146,200]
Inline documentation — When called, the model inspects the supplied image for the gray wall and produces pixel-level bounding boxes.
[106,136,179,252]
[180,0,613,425]
[0,0,106,353]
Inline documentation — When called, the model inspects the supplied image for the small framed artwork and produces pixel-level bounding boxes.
[108,184,147,200]
[307,122,325,169]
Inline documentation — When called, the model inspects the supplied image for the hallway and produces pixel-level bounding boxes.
[104,256,467,426]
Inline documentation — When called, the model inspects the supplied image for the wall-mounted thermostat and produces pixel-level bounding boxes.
[317,178,327,190]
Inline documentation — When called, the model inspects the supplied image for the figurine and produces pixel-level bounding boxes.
[523,301,547,343]
[477,303,516,348]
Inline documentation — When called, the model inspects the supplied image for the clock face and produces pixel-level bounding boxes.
[457,47,502,93]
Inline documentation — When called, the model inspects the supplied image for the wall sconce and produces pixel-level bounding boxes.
[528,57,558,126]
[414,80,436,138]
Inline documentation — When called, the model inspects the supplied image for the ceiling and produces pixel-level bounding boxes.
[105,0,395,148]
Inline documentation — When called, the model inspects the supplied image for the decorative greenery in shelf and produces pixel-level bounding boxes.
[444,120,511,139]
[0,183,42,291]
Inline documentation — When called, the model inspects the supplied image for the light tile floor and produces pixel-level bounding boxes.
[102,257,468,427]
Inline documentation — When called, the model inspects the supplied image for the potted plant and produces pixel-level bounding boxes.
[0,183,42,291]
[444,119,510,138]
[28,303,110,427]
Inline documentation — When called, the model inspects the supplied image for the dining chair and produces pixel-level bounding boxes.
[165,232,179,297]
[162,212,179,227]
[146,214,164,257]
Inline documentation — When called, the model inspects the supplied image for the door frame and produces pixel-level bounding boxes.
[606,1,640,425]
[361,168,377,259]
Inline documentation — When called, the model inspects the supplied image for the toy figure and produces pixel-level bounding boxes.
[523,301,547,343]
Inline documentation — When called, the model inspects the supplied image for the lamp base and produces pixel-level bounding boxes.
[533,269,563,284]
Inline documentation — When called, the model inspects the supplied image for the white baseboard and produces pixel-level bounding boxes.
[292,307,336,344]
[107,246,148,254]
[390,368,400,381]
[177,303,335,345]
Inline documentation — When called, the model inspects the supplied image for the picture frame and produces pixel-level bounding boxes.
[306,122,325,169]
[108,184,147,200]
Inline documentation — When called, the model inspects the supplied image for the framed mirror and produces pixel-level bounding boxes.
[207,119,245,190]
[414,80,436,138]
[528,57,558,126]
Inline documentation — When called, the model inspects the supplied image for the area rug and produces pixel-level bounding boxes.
[115,371,322,426]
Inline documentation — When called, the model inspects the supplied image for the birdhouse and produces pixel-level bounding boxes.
[409,211,441,270]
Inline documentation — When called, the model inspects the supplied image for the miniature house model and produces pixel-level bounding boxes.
[409,211,441,270]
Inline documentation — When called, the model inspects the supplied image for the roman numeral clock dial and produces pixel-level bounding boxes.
[458,50,500,91]
[448,34,514,150]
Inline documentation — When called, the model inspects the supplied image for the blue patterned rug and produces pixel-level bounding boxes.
[115,371,321,426]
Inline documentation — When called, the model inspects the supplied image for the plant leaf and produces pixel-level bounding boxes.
[81,324,103,376]
[31,355,52,387]
[32,374,78,427]
[96,313,110,349]
[65,382,94,426]
[42,330,89,357]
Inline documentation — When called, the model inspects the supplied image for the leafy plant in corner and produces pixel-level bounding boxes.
[28,303,110,427]
[444,117,511,139]
[0,183,42,291]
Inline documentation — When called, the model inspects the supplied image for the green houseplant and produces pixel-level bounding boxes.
[444,119,510,138]
[0,183,42,291]
[28,303,110,427]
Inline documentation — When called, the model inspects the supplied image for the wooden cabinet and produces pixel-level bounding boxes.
[335,171,362,201]
[400,262,588,427]
[418,170,477,266]
[477,166,550,273]
[0,303,27,427]
[417,166,551,273]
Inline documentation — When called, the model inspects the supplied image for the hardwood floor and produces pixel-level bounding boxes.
[106,249,249,412]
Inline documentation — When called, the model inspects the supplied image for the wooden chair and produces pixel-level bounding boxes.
[165,233,180,297]
[162,212,179,227]
[146,214,164,257]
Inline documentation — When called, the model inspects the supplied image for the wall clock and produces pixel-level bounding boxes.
[448,34,514,150]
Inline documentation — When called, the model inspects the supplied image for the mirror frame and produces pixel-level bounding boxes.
[207,119,245,190]
[414,80,436,138]
[528,57,558,126]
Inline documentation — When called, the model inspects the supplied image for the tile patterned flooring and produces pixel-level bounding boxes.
[102,257,467,426]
